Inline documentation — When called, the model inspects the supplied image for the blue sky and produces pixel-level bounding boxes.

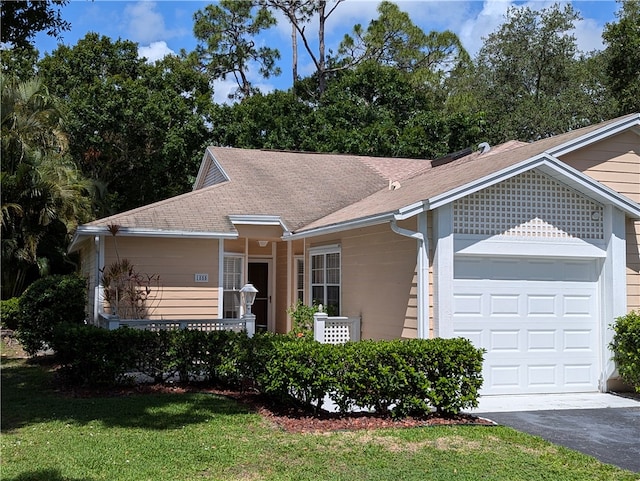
[33,0,621,103]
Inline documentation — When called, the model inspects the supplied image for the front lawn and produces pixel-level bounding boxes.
[1,344,636,481]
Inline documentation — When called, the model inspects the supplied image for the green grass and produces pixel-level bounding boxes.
[1,344,637,481]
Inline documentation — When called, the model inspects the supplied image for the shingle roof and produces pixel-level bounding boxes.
[79,113,639,238]
[83,148,430,234]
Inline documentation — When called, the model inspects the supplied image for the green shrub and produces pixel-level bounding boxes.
[331,338,484,417]
[286,300,318,339]
[255,336,484,417]
[0,297,21,330]
[17,274,87,355]
[255,337,337,413]
[52,323,148,386]
[610,311,640,393]
[167,329,207,383]
[49,322,484,417]
[203,330,252,387]
[331,340,405,413]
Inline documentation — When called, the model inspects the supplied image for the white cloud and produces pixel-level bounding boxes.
[124,1,188,44]
[213,79,238,105]
[138,41,175,63]
[573,17,605,53]
[459,0,513,56]
[125,2,166,44]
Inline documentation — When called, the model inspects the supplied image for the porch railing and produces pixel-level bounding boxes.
[313,312,361,344]
[98,313,256,337]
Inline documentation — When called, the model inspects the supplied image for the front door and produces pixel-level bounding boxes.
[248,261,269,331]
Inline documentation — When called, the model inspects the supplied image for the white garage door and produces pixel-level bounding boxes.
[452,257,600,395]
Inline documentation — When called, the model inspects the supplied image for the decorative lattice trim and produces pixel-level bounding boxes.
[453,170,604,240]
[324,321,353,344]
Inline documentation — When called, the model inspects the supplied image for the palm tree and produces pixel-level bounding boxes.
[1,75,94,298]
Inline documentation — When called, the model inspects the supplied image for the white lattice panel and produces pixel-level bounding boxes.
[324,321,353,344]
[453,170,603,239]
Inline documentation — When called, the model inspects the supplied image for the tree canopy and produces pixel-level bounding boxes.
[193,0,280,100]
[1,0,70,49]
[38,34,215,216]
[1,75,94,298]
[602,0,640,115]
[468,3,616,142]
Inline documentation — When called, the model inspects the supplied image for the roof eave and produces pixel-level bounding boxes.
[285,212,397,240]
[229,214,290,234]
[549,113,640,158]
[68,226,238,253]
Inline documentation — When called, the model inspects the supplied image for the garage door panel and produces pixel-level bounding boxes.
[527,295,557,315]
[489,330,520,351]
[490,295,520,315]
[563,330,595,351]
[563,295,593,316]
[527,330,557,351]
[455,257,598,282]
[453,257,599,395]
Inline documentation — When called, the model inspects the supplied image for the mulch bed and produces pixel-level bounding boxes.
[61,382,496,433]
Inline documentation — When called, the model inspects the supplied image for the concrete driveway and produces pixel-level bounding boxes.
[471,394,640,472]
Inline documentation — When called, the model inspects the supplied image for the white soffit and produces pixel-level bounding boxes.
[229,215,290,234]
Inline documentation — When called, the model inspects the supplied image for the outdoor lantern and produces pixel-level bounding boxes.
[240,283,258,314]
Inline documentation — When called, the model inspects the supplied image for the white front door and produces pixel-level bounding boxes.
[452,257,600,395]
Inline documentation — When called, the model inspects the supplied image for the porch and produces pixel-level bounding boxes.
[98,312,361,344]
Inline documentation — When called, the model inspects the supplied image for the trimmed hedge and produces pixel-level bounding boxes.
[51,325,484,417]
[16,274,87,355]
[51,325,252,387]
[610,311,640,393]
[256,337,484,416]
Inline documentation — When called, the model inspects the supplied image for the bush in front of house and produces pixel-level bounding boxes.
[253,335,338,413]
[50,325,484,417]
[331,338,484,417]
[286,300,319,339]
[610,311,640,393]
[0,297,21,331]
[16,274,87,355]
[257,336,484,417]
[52,323,154,386]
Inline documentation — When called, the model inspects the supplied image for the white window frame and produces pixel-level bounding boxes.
[223,254,244,318]
[295,256,305,303]
[309,245,341,315]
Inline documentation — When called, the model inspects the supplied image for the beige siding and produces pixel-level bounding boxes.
[561,131,640,314]
[339,221,419,340]
[103,237,219,320]
[561,131,639,202]
[275,241,289,333]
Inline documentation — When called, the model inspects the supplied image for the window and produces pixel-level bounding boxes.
[310,246,340,315]
[295,257,304,302]
[223,256,243,318]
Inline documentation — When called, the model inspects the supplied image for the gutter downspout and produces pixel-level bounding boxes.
[391,212,429,339]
